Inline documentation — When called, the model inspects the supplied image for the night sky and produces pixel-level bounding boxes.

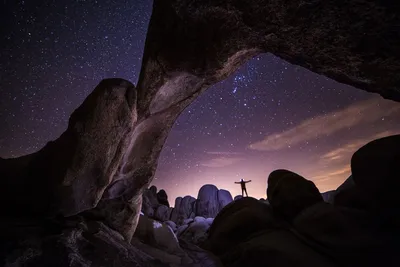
[1,1,399,204]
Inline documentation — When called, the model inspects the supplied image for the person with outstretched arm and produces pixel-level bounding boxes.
[235,178,252,197]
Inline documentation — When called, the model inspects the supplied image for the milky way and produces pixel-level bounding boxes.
[1,1,399,204]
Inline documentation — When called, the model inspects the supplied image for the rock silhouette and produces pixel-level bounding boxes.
[203,135,400,267]
[267,169,324,222]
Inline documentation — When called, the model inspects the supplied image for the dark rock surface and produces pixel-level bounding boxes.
[154,205,172,222]
[203,197,279,257]
[1,218,168,267]
[204,135,400,267]
[350,134,400,208]
[321,190,335,204]
[267,169,324,222]
[157,189,170,207]
[233,195,243,201]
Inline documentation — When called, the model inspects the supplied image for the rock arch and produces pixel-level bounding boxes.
[1,0,399,240]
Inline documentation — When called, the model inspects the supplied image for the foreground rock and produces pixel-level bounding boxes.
[0,79,138,219]
[267,169,324,222]
[1,217,168,267]
[133,213,222,266]
[203,135,400,267]
[1,0,400,242]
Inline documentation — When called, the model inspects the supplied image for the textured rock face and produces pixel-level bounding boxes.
[171,196,197,225]
[2,219,168,267]
[217,189,233,211]
[196,185,233,218]
[154,205,172,222]
[0,78,138,218]
[134,214,183,256]
[196,185,219,218]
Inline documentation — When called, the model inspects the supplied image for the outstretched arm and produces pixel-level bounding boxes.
[234,182,240,184]
[245,180,252,183]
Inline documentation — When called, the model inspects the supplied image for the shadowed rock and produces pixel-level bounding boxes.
[157,189,170,207]
[1,219,169,267]
[350,134,400,208]
[267,169,323,222]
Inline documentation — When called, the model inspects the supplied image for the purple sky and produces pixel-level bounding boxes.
[1,0,399,204]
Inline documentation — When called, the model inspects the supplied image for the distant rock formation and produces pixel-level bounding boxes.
[142,184,233,226]
[157,189,170,207]
[196,184,233,219]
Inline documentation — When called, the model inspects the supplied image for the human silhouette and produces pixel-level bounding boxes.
[235,178,252,197]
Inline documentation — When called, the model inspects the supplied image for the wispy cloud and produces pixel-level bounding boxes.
[321,130,398,162]
[309,130,399,192]
[248,97,400,151]
[201,156,244,168]
[206,151,242,155]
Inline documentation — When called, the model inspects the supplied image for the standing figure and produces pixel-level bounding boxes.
[235,178,252,197]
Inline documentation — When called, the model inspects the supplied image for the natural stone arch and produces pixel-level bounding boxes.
[0,0,399,241]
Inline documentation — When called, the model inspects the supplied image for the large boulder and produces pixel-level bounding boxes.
[142,187,160,217]
[217,189,233,211]
[0,79,138,219]
[195,184,233,218]
[291,202,396,267]
[157,189,170,207]
[171,196,196,225]
[332,175,371,210]
[203,197,280,257]
[350,134,400,208]
[178,220,211,246]
[267,169,324,222]
[134,213,184,256]
[154,205,172,222]
[196,185,219,218]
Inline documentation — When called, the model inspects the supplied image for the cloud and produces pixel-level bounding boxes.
[321,130,399,163]
[206,151,242,155]
[309,130,400,192]
[248,97,400,151]
[201,156,244,168]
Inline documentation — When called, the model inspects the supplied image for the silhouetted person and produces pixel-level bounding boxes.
[235,178,252,196]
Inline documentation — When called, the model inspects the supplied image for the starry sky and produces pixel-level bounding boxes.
[1,1,399,205]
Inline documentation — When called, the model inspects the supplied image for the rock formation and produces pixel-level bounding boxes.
[267,169,324,221]
[1,0,400,265]
[203,135,400,267]
[157,189,170,207]
[196,185,233,219]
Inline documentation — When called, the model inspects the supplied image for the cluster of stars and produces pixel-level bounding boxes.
[1,1,399,202]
